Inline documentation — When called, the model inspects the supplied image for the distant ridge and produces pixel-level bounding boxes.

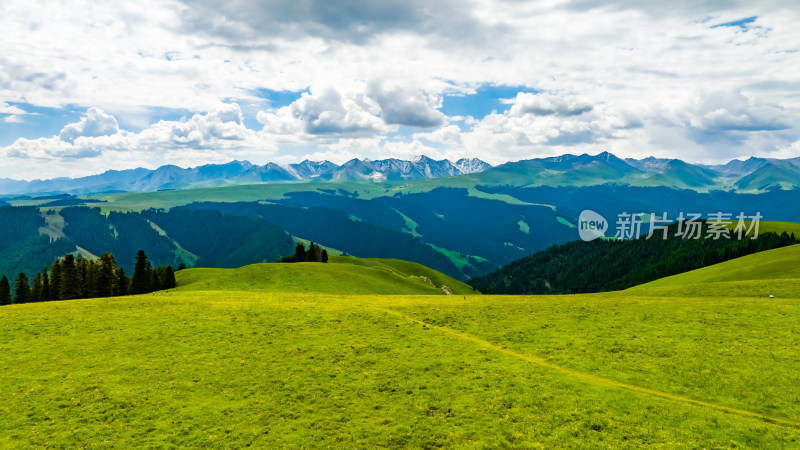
[1,152,799,197]
[0,156,492,196]
[462,152,799,192]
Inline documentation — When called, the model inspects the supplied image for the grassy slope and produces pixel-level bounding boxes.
[724,220,800,237]
[2,255,800,447]
[627,244,800,297]
[175,256,475,295]
[2,292,800,447]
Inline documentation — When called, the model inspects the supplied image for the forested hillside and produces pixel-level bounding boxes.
[4,183,800,283]
[468,223,799,294]
[0,206,77,279]
[0,206,295,282]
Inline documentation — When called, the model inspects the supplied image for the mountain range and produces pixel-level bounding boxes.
[0,156,492,196]
[1,152,799,197]
[443,152,800,193]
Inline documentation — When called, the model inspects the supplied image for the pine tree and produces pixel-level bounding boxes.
[130,250,149,295]
[306,242,317,262]
[177,262,187,271]
[59,255,78,300]
[294,243,306,262]
[96,253,118,298]
[163,266,177,289]
[0,275,10,306]
[50,259,62,301]
[31,274,43,302]
[148,265,161,292]
[75,258,90,299]
[116,267,129,296]
[321,249,328,263]
[146,262,156,293]
[41,268,51,302]
[14,273,31,304]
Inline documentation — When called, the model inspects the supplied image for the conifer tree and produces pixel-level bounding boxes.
[177,262,187,271]
[50,259,62,301]
[163,266,177,289]
[321,249,328,263]
[0,275,10,306]
[14,273,31,304]
[59,255,79,300]
[31,274,43,302]
[75,258,90,299]
[146,262,155,292]
[130,250,150,294]
[306,242,317,262]
[41,268,51,302]
[116,267,129,296]
[148,265,161,293]
[96,253,118,298]
[294,243,306,262]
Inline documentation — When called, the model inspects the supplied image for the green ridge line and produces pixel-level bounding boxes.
[375,307,800,429]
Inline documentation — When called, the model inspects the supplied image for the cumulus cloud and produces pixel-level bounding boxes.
[506,93,594,117]
[0,103,28,115]
[257,87,386,137]
[678,90,788,133]
[367,82,446,128]
[1,0,800,176]
[58,107,120,143]
[1,103,276,175]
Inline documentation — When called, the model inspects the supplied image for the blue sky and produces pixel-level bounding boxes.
[0,0,798,179]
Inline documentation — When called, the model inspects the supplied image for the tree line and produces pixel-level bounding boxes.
[280,242,329,263]
[0,250,177,306]
[469,223,799,295]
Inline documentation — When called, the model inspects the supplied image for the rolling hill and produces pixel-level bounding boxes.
[467,222,799,295]
[2,252,800,447]
[175,256,476,295]
[626,243,800,298]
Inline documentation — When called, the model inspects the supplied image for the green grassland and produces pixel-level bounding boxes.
[627,244,800,297]
[176,256,475,295]
[1,255,800,447]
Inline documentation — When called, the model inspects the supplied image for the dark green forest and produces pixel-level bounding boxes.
[468,223,799,295]
[0,205,295,281]
[281,242,329,263]
[0,250,175,305]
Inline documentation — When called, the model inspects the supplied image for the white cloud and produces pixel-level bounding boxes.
[367,82,446,127]
[0,103,279,178]
[675,90,789,133]
[58,107,120,143]
[1,0,800,176]
[505,93,593,117]
[257,87,387,138]
[0,103,28,115]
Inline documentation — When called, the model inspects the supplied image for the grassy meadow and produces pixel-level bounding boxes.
[1,252,799,447]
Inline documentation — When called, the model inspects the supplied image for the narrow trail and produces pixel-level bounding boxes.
[375,307,800,429]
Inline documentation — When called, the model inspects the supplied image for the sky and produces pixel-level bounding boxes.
[1,0,799,180]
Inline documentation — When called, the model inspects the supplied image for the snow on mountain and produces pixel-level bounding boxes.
[455,158,492,174]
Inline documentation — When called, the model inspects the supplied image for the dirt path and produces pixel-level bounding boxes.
[376,307,800,429]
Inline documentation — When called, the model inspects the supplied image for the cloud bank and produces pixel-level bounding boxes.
[0,0,799,178]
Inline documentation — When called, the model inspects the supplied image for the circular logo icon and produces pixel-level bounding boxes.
[578,210,607,241]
